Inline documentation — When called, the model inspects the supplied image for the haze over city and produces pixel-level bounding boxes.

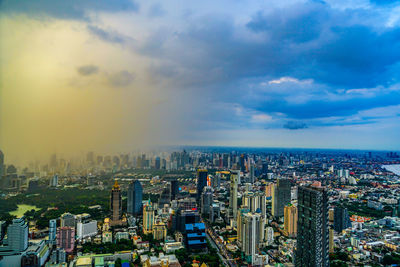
[1,0,400,165]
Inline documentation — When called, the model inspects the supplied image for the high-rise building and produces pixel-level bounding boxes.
[295,186,329,267]
[196,169,208,200]
[272,179,291,218]
[249,164,255,184]
[329,228,334,253]
[158,184,171,206]
[201,186,213,215]
[127,180,143,215]
[60,213,75,228]
[170,180,179,200]
[49,219,57,245]
[243,213,261,265]
[284,204,297,238]
[333,207,351,233]
[50,174,58,187]
[6,217,29,252]
[56,227,75,253]
[229,170,239,220]
[110,180,122,223]
[143,204,155,234]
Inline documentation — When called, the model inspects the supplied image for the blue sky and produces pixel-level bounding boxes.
[1,0,400,158]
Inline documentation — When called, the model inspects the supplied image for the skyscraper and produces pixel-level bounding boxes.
[7,217,28,252]
[229,170,239,220]
[60,213,75,228]
[295,186,329,267]
[127,180,143,215]
[49,219,57,245]
[0,150,4,179]
[284,204,297,238]
[272,178,291,218]
[56,227,75,253]
[110,180,122,223]
[170,180,179,200]
[143,204,155,234]
[333,207,351,233]
[196,169,208,200]
[243,213,261,265]
[201,186,213,215]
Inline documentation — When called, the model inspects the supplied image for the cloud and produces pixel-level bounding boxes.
[148,3,166,18]
[0,0,139,20]
[108,71,135,87]
[283,121,308,130]
[267,77,313,85]
[251,114,272,123]
[87,25,127,44]
[77,65,99,76]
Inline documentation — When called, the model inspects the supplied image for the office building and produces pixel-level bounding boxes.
[110,180,122,223]
[284,204,297,238]
[76,220,98,240]
[127,180,143,215]
[50,175,58,187]
[185,223,207,250]
[21,240,50,267]
[60,213,75,228]
[170,180,179,200]
[333,207,351,233]
[56,227,75,253]
[196,169,208,200]
[158,184,171,206]
[152,223,167,241]
[49,219,57,245]
[243,213,261,265]
[272,179,291,218]
[295,186,329,267]
[143,204,155,234]
[6,217,29,252]
[229,170,239,220]
[200,186,213,215]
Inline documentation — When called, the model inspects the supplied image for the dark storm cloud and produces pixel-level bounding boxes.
[283,121,308,130]
[0,0,138,20]
[77,65,99,76]
[108,71,135,87]
[87,25,126,44]
[135,1,400,128]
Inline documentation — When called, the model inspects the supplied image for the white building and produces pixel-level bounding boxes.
[76,220,97,240]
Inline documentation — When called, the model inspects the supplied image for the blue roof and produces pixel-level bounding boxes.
[188,239,206,245]
[187,233,206,238]
[185,223,205,231]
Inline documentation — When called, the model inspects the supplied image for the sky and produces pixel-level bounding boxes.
[1,0,400,164]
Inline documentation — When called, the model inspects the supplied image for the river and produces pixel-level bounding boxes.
[382,164,400,176]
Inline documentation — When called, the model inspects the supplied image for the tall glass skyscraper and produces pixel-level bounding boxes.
[196,169,208,200]
[272,178,291,218]
[127,180,143,215]
[295,186,329,267]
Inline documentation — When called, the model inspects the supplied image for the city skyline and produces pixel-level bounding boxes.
[2,0,400,165]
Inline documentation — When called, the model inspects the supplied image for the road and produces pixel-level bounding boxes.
[206,227,238,267]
